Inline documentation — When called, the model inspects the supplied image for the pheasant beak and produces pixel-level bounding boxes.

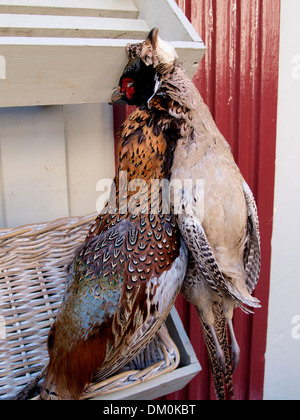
[110,87,127,105]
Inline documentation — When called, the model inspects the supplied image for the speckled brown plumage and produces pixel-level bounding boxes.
[40,66,188,399]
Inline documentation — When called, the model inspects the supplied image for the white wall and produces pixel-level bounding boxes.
[0,103,115,228]
[264,0,300,400]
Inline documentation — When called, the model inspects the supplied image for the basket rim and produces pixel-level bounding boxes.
[0,213,97,240]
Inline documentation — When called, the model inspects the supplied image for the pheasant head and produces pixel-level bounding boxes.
[134,27,178,74]
[112,28,178,108]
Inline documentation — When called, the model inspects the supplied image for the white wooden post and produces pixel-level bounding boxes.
[0,55,6,79]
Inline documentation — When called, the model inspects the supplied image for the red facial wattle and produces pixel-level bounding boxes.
[121,78,135,100]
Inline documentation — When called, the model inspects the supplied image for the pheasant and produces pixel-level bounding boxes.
[123,28,261,400]
[39,33,188,399]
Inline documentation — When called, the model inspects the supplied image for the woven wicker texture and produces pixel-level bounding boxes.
[0,214,179,400]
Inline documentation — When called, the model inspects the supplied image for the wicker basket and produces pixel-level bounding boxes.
[0,214,180,400]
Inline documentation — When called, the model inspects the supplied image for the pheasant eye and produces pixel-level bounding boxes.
[121,78,135,100]
[121,78,134,92]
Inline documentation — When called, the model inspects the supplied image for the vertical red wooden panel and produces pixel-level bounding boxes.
[247,0,281,400]
[113,0,280,400]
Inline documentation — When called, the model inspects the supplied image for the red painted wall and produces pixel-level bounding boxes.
[114,0,281,400]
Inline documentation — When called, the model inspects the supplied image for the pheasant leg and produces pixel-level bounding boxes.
[227,319,240,373]
[208,324,226,374]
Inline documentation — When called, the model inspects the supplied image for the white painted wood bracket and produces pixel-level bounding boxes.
[0,0,206,106]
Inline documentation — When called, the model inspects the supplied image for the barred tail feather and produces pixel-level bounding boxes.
[224,276,261,311]
[39,379,59,400]
[39,369,63,400]
[199,303,234,400]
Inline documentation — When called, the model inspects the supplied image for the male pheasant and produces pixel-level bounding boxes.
[39,32,188,399]
[124,28,261,400]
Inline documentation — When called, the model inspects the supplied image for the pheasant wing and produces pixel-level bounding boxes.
[180,215,260,310]
[242,182,261,294]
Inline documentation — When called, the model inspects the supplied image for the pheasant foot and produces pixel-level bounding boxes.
[227,319,240,373]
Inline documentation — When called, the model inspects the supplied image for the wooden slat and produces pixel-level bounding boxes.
[0,0,139,19]
[0,38,204,107]
[63,103,115,217]
[0,39,128,107]
[0,106,69,228]
[0,103,115,226]
[0,54,5,79]
[0,14,149,39]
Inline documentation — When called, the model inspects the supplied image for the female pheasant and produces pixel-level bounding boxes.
[124,28,261,400]
[39,31,188,399]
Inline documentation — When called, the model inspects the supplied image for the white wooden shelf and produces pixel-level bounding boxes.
[0,14,150,39]
[0,0,140,19]
[0,0,206,107]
